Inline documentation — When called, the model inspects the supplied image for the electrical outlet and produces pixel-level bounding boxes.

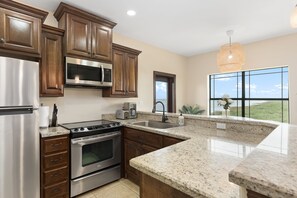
[216,123,226,130]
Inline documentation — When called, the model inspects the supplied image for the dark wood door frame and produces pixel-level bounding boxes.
[153,71,176,113]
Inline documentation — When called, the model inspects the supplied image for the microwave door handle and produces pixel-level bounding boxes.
[71,132,120,145]
[101,65,104,84]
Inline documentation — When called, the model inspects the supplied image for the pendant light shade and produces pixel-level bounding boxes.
[217,30,245,73]
[291,5,297,28]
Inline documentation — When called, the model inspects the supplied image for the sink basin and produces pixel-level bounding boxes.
[132,120,179,129]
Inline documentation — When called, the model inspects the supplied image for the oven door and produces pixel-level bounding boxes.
[71,131,121,179]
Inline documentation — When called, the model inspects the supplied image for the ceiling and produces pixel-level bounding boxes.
[20,0,297,56]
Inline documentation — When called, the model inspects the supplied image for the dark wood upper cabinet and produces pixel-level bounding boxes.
[0,1,48,59]
[103,43,141,98]
[66,14,91,57]
[92,22,112,61]
[54,2,116,62]
[40,25,64,97]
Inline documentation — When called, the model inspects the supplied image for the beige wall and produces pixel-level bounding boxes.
[187,33,297,124]
[40,12,187,123]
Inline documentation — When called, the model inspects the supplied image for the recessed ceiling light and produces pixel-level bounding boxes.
[127,10,136,16]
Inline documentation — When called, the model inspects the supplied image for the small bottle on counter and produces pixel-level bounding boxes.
[178,113,184,126]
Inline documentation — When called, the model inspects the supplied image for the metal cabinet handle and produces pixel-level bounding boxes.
[51,142,62,147]
[51,187,61,193]
[52,173,62,177]
[50,158,62,163]
[0,38,5,43]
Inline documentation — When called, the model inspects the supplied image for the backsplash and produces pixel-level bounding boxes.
[103,111,277,136]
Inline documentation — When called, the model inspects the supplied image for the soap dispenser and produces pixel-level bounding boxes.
[178,113,184,126]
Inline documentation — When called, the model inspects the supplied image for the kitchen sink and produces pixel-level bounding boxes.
[132,120,180,129]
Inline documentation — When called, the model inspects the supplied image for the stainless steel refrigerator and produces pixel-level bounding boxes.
[0,56,40,198]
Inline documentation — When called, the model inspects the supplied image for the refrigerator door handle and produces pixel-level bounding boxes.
[0,106,34,115]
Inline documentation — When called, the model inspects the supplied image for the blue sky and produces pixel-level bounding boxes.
[212,69,288,99]
[156,81,168,99]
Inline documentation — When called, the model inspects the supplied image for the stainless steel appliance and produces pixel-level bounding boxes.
[116,109,129,119]
[123,102,137,119]
[60,120,122,197]
[65,57,112,87]
[0,56,39,198]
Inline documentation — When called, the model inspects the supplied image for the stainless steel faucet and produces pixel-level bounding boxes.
[152,101,168,123]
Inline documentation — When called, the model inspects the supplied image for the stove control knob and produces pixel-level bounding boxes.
[80,127,84,131]
[72,128,78,132]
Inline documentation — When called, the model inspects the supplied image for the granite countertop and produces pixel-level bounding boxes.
[120,120,268,198]
[40,126,70,138]
[229,124,297,197]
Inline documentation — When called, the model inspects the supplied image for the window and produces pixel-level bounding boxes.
[209,67,289,123]
[154,71,176,113]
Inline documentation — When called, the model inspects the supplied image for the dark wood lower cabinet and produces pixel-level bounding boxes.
[123,127,183,186]
[41,135,69,198]
[247,189,269,198]
[140,173,191,198]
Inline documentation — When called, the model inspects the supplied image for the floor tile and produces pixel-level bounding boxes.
[76,179,139,198]
[119,179,140,194]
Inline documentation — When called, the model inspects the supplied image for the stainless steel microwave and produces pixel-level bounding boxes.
[65,57,112,87]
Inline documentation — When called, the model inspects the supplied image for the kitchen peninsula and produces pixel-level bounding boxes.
[103,112,297,198]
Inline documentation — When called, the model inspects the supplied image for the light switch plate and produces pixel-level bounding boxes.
[216,123,226,130]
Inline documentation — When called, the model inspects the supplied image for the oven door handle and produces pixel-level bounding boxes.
[71,132,120,145]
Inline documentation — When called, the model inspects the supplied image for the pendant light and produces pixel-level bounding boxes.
[217,30,245,73]
[291,4,297,28]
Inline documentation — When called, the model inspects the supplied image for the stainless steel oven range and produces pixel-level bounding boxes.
[60,120,122,197]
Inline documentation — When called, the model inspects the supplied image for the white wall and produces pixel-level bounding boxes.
[40,12,187,123]
[186,33,297,124]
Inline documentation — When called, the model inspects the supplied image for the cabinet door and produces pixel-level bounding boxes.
[124,139,141,184]
[125,53,138,97]
[0,8,40,55]
[111,49,126,95]
[141,144,157,155]
[40,29,64,97]
[91,22,112,62]
[163,136,183,147]
[66,14,91,57]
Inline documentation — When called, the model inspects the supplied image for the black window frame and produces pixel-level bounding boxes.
[209,66,289,123]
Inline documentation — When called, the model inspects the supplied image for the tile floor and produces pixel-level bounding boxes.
[77,179,140,198]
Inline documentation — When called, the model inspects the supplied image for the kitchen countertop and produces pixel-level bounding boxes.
[112,115,297,198]
[118,119,268,198]
[39,126,70,138]
[229,124,297,198]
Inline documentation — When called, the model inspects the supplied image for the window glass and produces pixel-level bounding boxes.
[209,66,289,123]
[155,81,168,112]
[248,73,282,98]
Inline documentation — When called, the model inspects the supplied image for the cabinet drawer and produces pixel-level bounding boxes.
[44,166,68,186]
[44,180,67,198]
[124,128,162,148]
[124,128,141,142]
[44,151,68,170]
[141,131,162,148]
[43,136,68,154]
[163,136,183,147]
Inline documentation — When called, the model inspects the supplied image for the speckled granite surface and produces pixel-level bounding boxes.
[40,126,70,138]
[127,122,265,198]
[229,124,297,198]
[109,112,297,197]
